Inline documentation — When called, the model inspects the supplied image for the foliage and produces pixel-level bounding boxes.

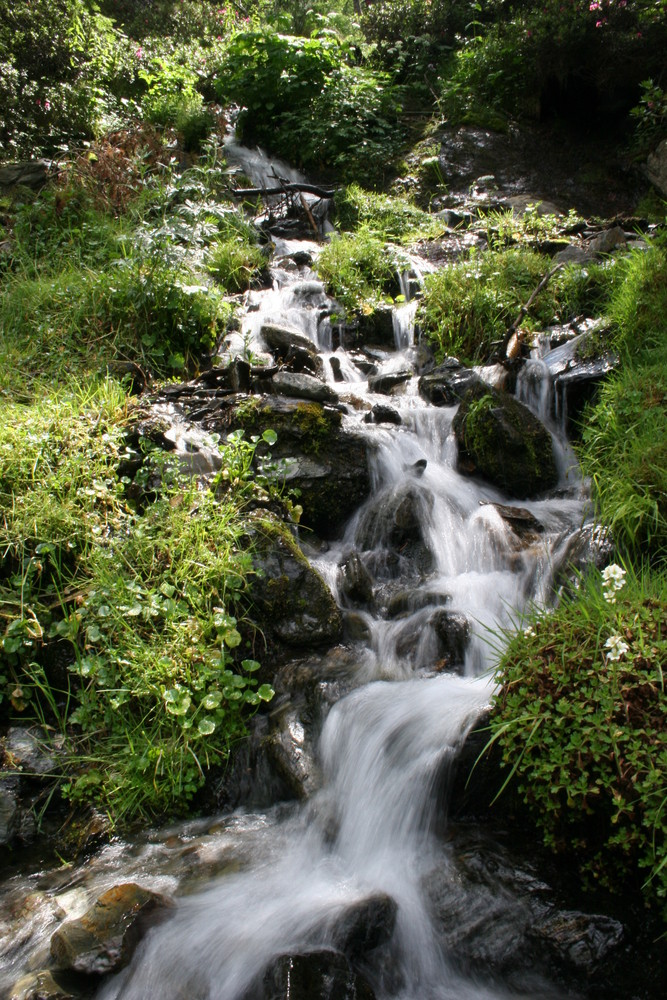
[215,29,404,182]
[420,247,609,363]
[334,184,440,242]
[315,227,405,311]
[138,57,215,152]
[606,242,667,362]
[0,384,275,820]
[0,0,138,159]
[490,564,667,917]
[629,79,667,156]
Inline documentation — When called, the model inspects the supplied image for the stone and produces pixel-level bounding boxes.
[50,882,170,975]
[588,226,627,255]
[256,950,376,1000]
[249,517,342,647]
[261,322,324,377]
[553,245,592,265]
[529,910,625,973]
[266,709,320,799]
[0,781,19,845]
[231,396,371,537]
[270,371,337,404]
[430,609,470,667]
[363,404,402,426]
[8,970,73,1000]
[329,893,398,958]
[340,553,374,605]
[5,727,56,777]
[481,502,544,542]
[646,138,667,197]
[418,361,483,407]
[367,370,412,395]
[0,160,51,190]
[355,305,396,349]
[453,383,558,499]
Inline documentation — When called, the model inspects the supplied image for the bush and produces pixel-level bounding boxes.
[0,0,137,158]
[0,384,275,821]
[315,227,405,311]
[215,29,404,182]
[333,183,439,242]
[490,563,667,917]
[420,247,609,363]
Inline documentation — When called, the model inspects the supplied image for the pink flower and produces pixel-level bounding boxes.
[589,1,600,8]
[136,46,143,59]
[636,30,642,37]
[44,99,50,111]
[596,19,603,26]
[36,98,41,106]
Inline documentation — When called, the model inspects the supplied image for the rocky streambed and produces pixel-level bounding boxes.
[1,131,664,1000]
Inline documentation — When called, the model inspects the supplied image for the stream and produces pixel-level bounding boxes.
[1,145,640,1000]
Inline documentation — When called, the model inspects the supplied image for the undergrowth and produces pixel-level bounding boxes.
[491,563,667,918]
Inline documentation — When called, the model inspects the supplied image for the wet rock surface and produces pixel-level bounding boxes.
[252,950,376,1000]
[50,883,170,975]
[453,383,558,498]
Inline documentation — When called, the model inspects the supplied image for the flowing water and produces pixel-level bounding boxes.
[1,146,598,999]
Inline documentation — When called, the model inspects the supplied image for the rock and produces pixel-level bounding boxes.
[481,502,544,543]
[430,609,470,667]
[5,727,56,777]
[646,138,667,197]
[418,360,483,407]
[367,370,412,395]
[589,226,627,255]
[355,486,434,579]
[363,404,402,426]
[232,396,371,537]
[249,517,342,647]
[266,709,320,799]
[256,950,375,1000]
[355,305,395,349]
[261,323,324,377]
[548,523,614,595]
[529,911,625,973]
[340,553,374,605]
[0,780,19,845]
[453,383,558,499]
[329,893,398,957]
[8,970,73,1000]
[270,371,337,404]
[50,882,170,975]
[553,245,592,265]
[0,160,52,190]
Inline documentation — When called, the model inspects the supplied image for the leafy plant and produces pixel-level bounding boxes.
[489,563,667,918]
[316,227,405,312]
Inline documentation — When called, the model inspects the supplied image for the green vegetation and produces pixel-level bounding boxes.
[491,564,667,915]
[420,247,609,364]
[316,227,406,312]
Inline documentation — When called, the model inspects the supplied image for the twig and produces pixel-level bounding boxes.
[501,263,565,356]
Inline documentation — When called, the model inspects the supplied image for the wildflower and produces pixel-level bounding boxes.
[604,635,630,661]
[602,564,626,602]
[136,46,143,60]
[595,20,604,27]
[589,1,600,8]
[44,99,51,111]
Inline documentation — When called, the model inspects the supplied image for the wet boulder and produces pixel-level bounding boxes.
[481,502,545,545]
[367,370,412,395]
[8,970,73,1000]
[646,137,667,197]
[340,553,374,605]
[0,780,20,846]
[232,396,371,537]
[268,371,337,404]
[249,517,342,647]
[418,360,483,407]
[50,883,170,975]
[453,383,558,499]
[430,609,470,668]
[254,950,375,1000]
[329,893,398,958]
[363,404,402,426]
[354,304,396,350]
[266,708,321,800]
[261,323,324,377]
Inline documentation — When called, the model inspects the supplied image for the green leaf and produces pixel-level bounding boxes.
[258,684,275,702]
[197,717,217,735]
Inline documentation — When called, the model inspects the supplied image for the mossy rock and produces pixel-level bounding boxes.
[453,383,558,499]
[248,516,342,648]
[235,396,371,537]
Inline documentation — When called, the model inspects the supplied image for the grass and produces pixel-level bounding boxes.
[316,226,407,312]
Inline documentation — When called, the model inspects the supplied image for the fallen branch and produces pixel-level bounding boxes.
[231,182,337,199]
[501,263,565,358]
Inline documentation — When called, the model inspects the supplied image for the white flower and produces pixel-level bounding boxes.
[524,626,535,637]
[602,563,626,590]
[604,635,629,661]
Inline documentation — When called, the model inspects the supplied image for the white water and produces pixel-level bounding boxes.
[94,219,589,1000]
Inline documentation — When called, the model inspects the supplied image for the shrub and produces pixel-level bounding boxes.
[315,227,405,311]
[333,183,439,242]
[215,29,404,182]
[490,563,667,918]
[0,385,275,821]
[420,247,609,363]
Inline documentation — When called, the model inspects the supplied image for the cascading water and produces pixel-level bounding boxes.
[89,149,591,1000]
[0,144,600,1000]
